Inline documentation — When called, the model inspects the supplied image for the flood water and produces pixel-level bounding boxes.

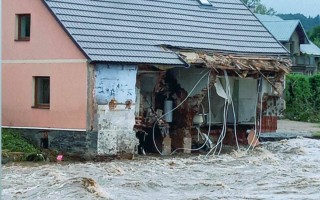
[2,137,320,200]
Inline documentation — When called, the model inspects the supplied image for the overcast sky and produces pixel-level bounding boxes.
[260,0,320,17]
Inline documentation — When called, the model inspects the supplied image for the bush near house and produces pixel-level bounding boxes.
[2,129,39,153]
[285,73,320,122]
[2,129,42,163]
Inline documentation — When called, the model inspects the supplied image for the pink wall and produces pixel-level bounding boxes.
[2,0,88,129]
[2,0,86,60]
[3,63,87,129]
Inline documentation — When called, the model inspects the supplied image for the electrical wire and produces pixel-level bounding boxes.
[170,71,213,155]
[231,96,239,150]
[224,71,240,151]
[152,69,253,156]
[217,72,233,155]
[246,76,262,152]
[252,77,264,150]
[206,71,241,156]
[217,100,228,155]
[206,77,230,156]
[152,69,212,155]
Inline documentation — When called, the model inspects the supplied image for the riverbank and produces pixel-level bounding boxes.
[3,119,319,164]
[260,119,320,141]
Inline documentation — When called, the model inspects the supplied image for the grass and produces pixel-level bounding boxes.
[312,131,320,138]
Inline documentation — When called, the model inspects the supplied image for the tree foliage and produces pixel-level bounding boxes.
[242,0,276,15]
[285,74,320,122]
[308,25,320,47]
[278,14,320,31]
[309,74,320,114]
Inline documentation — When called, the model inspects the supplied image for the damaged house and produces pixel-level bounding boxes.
[2,0,290,156]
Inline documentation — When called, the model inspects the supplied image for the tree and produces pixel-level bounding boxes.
[278,14,320,31]
[242,0,276,15]
[308,25,320,47]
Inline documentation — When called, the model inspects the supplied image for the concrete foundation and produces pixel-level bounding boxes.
[16,129,97,157]
[162,136,172,155]
[183,137,192,153]
[97,105,138,155]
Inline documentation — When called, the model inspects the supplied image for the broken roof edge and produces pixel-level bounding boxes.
[166,45,290,57]
[180,52,291,74]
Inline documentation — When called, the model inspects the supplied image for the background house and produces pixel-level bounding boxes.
[2,0,290,157]
[300,41,320,74]
[256,14,320,74]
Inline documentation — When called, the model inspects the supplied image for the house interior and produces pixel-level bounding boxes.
[133,52,290,155]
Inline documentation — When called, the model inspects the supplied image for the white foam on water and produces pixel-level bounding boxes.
[3,138,320,200]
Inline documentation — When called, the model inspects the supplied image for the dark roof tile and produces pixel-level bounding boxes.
[44,0,288,65]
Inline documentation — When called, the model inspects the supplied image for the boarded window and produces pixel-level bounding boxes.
[16,14,31,41]
[34,77,50,109]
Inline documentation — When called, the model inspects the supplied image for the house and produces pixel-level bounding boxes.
[300,41,320,74]
[2,0,290,157]
[256,14,320,75]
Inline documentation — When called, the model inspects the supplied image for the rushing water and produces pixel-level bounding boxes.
[2,137,320,200]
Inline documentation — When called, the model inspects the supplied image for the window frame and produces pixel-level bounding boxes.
[33,76,50,109]
[16,14,31,41]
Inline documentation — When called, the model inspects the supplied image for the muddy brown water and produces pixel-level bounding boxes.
[2,137,320,200]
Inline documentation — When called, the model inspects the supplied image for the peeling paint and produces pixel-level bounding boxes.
[95,64,137,105]
[97,105,138,155]
[95,64,138,155]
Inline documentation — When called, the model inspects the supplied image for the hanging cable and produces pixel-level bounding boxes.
[246,76,262,152]
[224,70,239,151]
[206,73,231,156]
[206,70,239,156]
[217,99,228,155]
[253,77,264,150]
[206,99,227,156]
[231,97,239,150]
[152,69,212,155]
[170,71,213,155]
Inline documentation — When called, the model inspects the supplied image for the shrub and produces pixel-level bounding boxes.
[285,73,320,122]
[2,129,39,153]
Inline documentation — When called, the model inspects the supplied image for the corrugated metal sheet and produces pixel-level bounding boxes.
[261,21,300,42]
[255,14,283,22]
[256,14,303,42]
[44,0,288,65]
[301,41,320,56]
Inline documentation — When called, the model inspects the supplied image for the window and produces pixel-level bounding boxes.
[16,14,31,41]
[198,0,211,5]
[34,77,50,109]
